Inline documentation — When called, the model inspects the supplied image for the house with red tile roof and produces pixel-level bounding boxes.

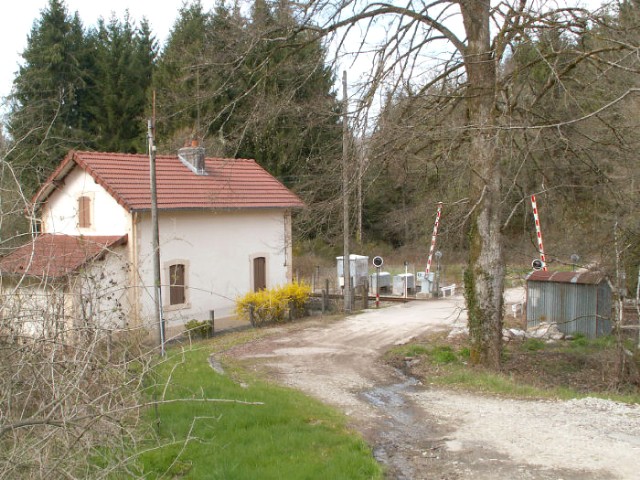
[0,148,303,338]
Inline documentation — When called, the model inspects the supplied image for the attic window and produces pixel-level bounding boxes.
[78,196,91,228]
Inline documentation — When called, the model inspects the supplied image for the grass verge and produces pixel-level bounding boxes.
[136,338,382,479]
[387,333,640,404]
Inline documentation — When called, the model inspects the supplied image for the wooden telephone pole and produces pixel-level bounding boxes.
[342,71,352,313]
[148,94,165,356]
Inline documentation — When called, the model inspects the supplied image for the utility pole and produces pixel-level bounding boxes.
[356,145,363,245]
[148,103,165,356]
[342,71,351,313]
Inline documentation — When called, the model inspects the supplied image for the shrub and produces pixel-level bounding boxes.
[235,283,312,327]
[184,319,212,340]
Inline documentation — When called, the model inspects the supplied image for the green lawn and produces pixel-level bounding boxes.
[136,343,382,479]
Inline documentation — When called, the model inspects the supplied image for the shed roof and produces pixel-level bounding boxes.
[33,150,305,212]
[526,270,608,285]
[0,234,127,279]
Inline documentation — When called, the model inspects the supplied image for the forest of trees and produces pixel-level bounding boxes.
[364,3,640,257]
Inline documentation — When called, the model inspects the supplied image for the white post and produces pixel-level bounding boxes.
[404,261,408,299]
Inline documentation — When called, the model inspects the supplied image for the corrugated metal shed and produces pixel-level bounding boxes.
[526,271,612,338]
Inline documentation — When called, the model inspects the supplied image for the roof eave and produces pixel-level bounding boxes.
[30,150,78,209]
[130,204,305,213]
[31,151,134,214]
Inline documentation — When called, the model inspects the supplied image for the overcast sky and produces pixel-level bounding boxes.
[0,0,185,108]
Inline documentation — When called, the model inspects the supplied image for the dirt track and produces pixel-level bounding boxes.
[228,292,640,479]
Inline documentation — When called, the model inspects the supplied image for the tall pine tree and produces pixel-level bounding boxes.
[8,1,157,192]
[236,0,340,181]
[153,1,215,148]
[154,0,341,186]
[8,0,92,191]
[88,14,157,152]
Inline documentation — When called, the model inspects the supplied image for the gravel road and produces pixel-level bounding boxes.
[228,291,640,479]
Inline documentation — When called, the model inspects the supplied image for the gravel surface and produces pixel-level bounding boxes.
[228,290,640,479]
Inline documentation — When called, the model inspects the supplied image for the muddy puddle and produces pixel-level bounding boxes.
[359,371,447,479]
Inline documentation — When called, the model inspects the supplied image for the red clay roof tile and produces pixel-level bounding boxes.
[34,151,305,212]
[0,234,127,278]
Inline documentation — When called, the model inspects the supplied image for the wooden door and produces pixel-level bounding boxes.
[253,257,266,291]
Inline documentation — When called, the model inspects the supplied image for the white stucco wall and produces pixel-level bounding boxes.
[133,209,292,330]
[41,168,129,236]
[0,277,69,338]
[71,244,131,330]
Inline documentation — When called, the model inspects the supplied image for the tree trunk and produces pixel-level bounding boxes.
[460,0,505,369]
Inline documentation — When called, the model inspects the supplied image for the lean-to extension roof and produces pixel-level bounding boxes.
[33,151,305,212]
[0,234,127,279]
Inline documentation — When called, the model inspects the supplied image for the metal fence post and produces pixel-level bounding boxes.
[209,310,215,338]
[363,280,369,310]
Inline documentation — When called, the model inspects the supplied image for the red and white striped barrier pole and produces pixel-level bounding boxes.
[426,202,443,275]
[530,194,547,271]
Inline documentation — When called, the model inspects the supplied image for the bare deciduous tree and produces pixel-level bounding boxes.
[296,0,636,368]
[0,264,150,478]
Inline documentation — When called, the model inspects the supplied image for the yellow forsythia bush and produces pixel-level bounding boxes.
[235,283,311,327]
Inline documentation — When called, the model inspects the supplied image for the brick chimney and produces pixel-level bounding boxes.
[178,140,206,175]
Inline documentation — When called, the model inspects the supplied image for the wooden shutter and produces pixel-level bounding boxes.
[78,196,91,228]
[253,257,266,292]
[169,264,186,305]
